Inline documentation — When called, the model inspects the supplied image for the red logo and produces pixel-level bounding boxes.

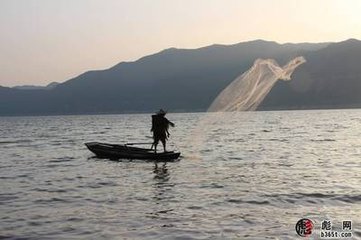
[295,218,314,237]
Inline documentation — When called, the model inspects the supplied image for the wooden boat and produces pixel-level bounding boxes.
[85,142,181,161]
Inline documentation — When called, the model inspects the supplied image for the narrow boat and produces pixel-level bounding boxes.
[85,142,181,161]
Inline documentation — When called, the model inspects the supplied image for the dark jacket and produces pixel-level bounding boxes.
[151,114,174,140]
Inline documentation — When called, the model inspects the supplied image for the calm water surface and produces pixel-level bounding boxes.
[1,110,361,239]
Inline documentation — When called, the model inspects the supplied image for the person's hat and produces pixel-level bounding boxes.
[156,109,167,115]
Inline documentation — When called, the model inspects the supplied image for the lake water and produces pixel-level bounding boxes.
[1,110,361,239]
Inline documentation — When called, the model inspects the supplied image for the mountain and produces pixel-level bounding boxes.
[259,39,361,110]
[13,82,59,90]
[1,39,361,116]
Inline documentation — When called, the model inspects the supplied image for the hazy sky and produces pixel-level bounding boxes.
[1,0,360,87]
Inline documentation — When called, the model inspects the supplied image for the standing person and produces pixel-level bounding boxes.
[151,109,175,153]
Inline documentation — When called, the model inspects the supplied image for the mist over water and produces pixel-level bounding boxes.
[208,57,306,112]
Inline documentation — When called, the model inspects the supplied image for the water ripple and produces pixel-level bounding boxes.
[1,111,361,239]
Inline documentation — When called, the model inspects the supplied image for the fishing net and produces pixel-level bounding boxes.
[208,57,306,112]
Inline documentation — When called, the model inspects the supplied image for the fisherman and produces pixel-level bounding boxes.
[151,109,175,153]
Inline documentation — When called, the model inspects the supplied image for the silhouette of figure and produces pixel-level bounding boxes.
[151,109,175,153]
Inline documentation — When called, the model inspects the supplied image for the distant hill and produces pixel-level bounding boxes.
[13,82,59,90]
[1,39,361,116]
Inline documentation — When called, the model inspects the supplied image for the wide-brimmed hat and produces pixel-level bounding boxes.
[156,109,167,115]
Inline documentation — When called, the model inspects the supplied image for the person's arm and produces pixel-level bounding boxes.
[168,120,175,127]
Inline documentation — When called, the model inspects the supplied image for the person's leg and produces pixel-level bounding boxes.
[151,134,156,150]
[154,141,158,153]
[161,139,166,152]
[153,138,159,153]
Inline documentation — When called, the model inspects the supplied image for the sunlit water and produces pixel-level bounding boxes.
[1,110,361,239]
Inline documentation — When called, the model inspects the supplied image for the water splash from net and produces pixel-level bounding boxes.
[208,57,306,112]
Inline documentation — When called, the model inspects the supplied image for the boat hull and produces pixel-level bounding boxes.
[85,142,181,161]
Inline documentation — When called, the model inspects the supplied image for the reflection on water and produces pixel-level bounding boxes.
[1,110,361,239]
[153,162,170,181]
[152,162,172,202]
[150,163,175,222]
